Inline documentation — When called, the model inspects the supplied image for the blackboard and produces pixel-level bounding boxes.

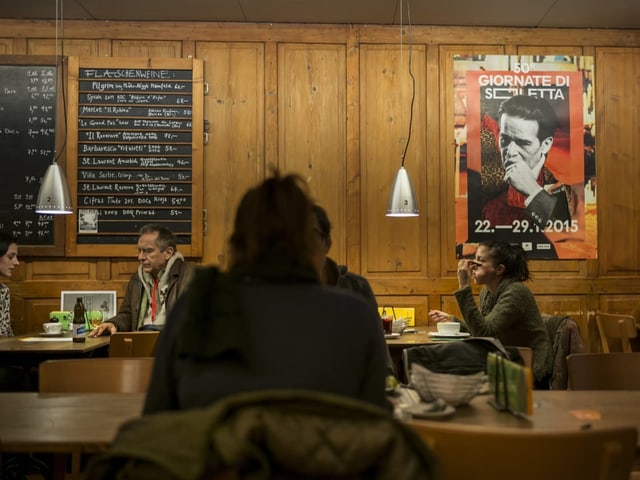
[0,56,66,254]
[67,57,203,257]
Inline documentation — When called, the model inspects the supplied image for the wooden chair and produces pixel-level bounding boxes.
[513,346,533,370]
[595,312,637,353]
[108,331,160,357]
[567,352,640,390]
[39,357,154,393]
[409,421,637,480]
[38,357,154,479]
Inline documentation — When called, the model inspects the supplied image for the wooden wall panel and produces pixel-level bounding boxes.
[111,40,183,58]
[26,39,101,56]
[599,295,640,320]
[196,42,265,267]
[360,44,425,274]
[30,259,91,280]
[278,43,348,264]
[596,48,640,275]
[26,298,60,334]
[0,39,14,54]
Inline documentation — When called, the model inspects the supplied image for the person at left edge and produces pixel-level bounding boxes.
[0,231,25,391]
[0,231,19,337]
[89,223,195,336]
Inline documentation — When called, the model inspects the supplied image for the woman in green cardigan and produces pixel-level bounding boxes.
[429,240,552,388]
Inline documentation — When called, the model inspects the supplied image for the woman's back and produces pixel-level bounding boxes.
[144,282,388,413]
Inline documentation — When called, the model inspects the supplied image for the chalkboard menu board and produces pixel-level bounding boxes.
[67,57,203,257]
[0,56,66,254]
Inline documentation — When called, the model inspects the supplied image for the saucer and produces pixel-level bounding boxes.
[428,331,471,338]
[403,403,456,419]
[39,332,64,337]
[384,333,402,339]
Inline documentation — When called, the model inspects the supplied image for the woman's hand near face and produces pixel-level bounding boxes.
[456,259,478,289]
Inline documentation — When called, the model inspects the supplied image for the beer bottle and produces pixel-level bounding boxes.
[72,297,87,343]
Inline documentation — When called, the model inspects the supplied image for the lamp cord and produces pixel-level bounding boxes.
[54,0,68,165]
[400,0,415,168]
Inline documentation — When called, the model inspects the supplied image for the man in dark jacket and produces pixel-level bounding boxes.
[89,223,194,336]
[312,205,396,377]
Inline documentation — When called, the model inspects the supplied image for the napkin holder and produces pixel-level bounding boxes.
[487,351,533,416]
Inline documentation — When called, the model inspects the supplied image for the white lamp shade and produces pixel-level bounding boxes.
[386,166,419,217]
[36,162,73,214]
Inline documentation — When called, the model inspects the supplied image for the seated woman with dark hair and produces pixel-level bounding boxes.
[144,172,389,413]
[0,231,19,338]
[429,240,552,388]
[0,231,25,391]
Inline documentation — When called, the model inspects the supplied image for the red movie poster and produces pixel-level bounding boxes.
[454,55,596,260]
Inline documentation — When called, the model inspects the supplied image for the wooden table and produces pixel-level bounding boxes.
[0,392,144,479]
[0,334,111,390]
[385,331,434,348]
[0,333,111,360]
[405,390,640,445]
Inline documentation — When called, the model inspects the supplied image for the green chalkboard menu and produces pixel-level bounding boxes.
[0,56,66,255]
[67,57,203,257]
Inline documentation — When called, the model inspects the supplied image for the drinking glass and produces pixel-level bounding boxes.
[89,310,104,329]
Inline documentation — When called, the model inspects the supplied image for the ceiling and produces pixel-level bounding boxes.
[2,0,640,30]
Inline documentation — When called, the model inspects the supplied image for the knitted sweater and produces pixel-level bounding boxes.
[454,278,552,384]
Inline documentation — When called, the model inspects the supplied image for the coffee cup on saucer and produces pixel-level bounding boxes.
[43,322,62,334]
[437,321,460,335]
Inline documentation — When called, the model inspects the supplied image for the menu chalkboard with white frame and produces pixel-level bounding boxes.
[65,57,204,257]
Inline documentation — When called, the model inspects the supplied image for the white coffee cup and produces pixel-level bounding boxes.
[43,322,62,334]
[437,321,461,334]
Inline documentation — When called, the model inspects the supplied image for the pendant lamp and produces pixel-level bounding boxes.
[36,160,73,214]
[36,0,72,215]
[386,0,419,217]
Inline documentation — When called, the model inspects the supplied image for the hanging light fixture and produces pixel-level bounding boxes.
[386,0,419,217]
[36,0,72,215]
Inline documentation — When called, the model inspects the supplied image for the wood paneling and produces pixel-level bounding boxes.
[195,42,265,266]
[360,44,425,274]
[111,40,183,58]
[596,48,640,275]
[1,20,639,347]
[278,43,347,263]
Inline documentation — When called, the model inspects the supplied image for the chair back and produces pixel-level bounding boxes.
[542,313,585,389]
[567,352,640,390]
[409,421,637,480]
[39,357,154,393]
[109,331,160,357]
[595,312,637,353]
[86,389,438,479]
[513,346,533,369]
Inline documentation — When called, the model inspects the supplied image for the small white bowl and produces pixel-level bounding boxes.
[43,322,62,334]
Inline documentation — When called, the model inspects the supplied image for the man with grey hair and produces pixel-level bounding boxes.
[90,223,194,336]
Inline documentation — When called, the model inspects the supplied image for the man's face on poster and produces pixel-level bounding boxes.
[498,114,553,173]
